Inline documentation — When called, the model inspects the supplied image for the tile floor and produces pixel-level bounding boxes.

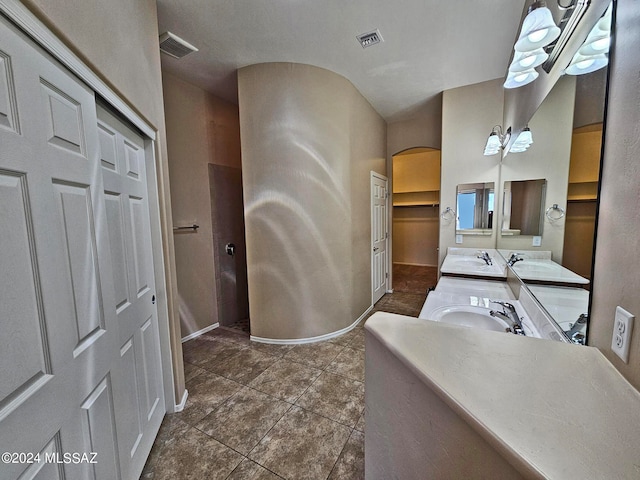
[142,292,427,480]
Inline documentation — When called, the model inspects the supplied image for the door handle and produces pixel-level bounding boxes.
[373,247,379,252]
[226,243,236,256]
[152,294,156,305]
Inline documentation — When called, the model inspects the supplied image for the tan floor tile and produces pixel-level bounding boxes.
[203,327,252,346]
[295,372,365,428]
[284,342,345,369]
[248,406,351,480]
[227,458,282,480]
[143,427,242,480]
[177,371,243,425]
[347,330,366,351]
[183,336,247,366]
[184,362,207,382]
[326,347,365,382]
[354,409,365,433]
[203,349,279,385]
[327,328,359,346]
[249,341,296,358]
[328,429,364,480]
[196,387,291,454]
[249,359,322,403]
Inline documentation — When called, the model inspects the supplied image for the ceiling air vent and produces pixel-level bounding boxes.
[159,32,199,59]
[356,29,384,49]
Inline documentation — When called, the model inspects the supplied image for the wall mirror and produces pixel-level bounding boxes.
[501,179,547,236]
[456,182,494,235]
[497,25,609,344]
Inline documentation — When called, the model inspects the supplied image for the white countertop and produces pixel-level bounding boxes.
[511,258,589,285]
[435,277,516,299]
[440,248,507,278]
[527,285,589,332]
[365,312,640,479]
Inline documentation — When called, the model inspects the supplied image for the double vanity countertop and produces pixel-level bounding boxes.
[366,312,640,479]
[440,248,589,286]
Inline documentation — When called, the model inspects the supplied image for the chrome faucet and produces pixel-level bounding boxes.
[507,252,524,267]
[477,250,493,266]
[565,313,588,345]
[490,300,525,335]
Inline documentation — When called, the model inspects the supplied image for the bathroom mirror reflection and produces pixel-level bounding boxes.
[455,182,494,235]
[498,66,607,343]
[501,179,547,236]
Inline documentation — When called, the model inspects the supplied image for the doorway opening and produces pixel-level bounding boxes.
[209,164,250,334]
[391,147,441,294]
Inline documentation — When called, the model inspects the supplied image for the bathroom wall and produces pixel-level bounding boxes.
[439,79,503,265]
[21,0,184,404]
[589,0,640,390]
[238,63,385,340]
[162,72,242,337]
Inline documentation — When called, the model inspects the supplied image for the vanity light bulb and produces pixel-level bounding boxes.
[576,58,596,70]
[519,56,536,68]
[591,37,610,51]
[527,28,548,44]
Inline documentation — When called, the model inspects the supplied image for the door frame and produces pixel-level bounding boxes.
[0,0,178,412]
[371,171,389,305]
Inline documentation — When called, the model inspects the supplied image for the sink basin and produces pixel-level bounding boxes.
[513,262,557,273]
[428,305,510,332]
[446,257,490,268]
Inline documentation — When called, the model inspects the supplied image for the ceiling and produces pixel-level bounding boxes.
[156,0,525,123]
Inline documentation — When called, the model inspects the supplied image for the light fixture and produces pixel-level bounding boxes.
[509,48,549,73]
[483,126,511,156]
[514,1,561,53]
[565,3,611,76]
[504,68,539,89]
[509,127,534,153]
[565,53,608,75]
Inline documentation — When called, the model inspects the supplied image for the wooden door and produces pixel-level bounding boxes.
[0,17,163,480]
[371,173,388,304]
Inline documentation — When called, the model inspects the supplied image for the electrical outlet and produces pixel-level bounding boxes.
[455,234,463,244]
[611,306,634,363]
[532,236,542,247]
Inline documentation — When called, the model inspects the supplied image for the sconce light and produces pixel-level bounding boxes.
[565,2,611,75]
[484,125,511,156]
[514,1,561,53]
[505,1,559,89]
[509,127,534,153]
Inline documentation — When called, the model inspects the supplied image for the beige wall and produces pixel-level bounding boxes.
[162,73,242,337]
[589,0,640,390]
[392,207,439,266]
[238,63,385,340]
[439,79,503,265]
[22,0,184,405]
[497,76,576,261]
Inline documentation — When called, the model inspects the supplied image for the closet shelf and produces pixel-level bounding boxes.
[393,202,440,207]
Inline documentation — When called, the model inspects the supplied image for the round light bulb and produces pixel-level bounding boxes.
[576,58,596,70]
[519,55,536,68]
[514,73,529,83]
[591,37,610,52]
[527,28,548,44]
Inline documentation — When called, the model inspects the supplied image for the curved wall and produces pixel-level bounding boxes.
[238,63,386,340]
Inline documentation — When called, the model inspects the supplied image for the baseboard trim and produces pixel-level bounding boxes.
[393,262,438,267]
[386,289,394,293]
[251,305,373,345]
[181,323,219,343]
[174,389,188,412]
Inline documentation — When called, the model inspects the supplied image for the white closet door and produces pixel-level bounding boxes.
[97,106,164,479]
[0,16,163,480]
